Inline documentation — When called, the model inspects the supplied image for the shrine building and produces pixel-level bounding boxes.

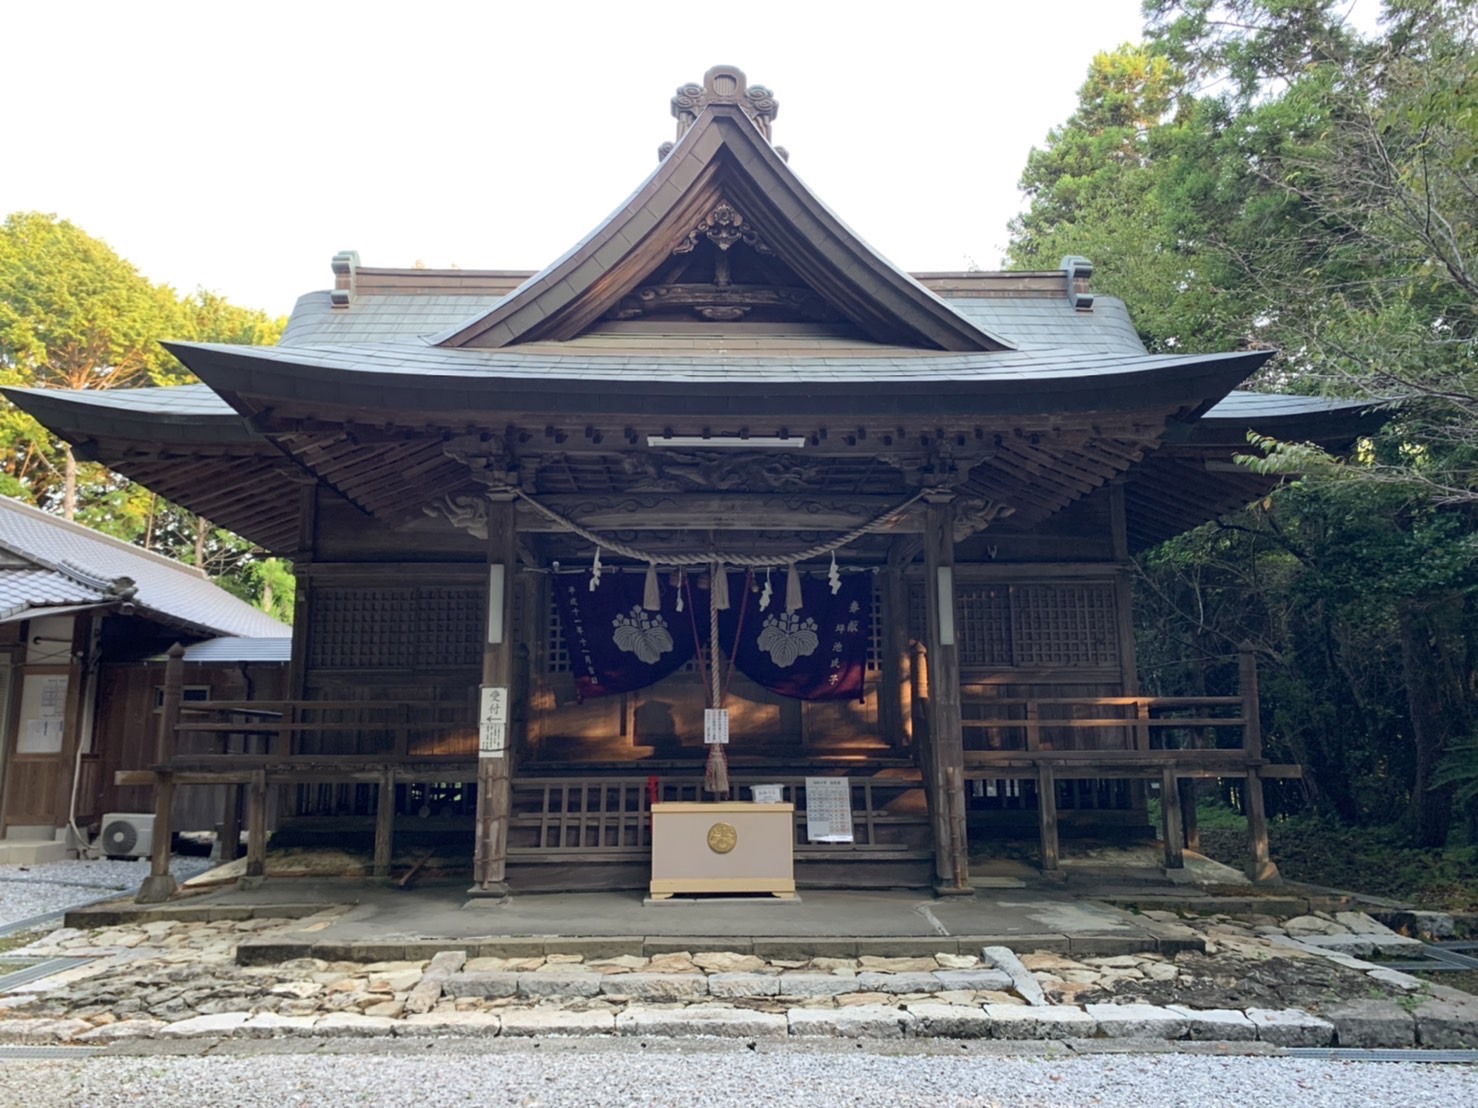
[5,66,1376,899]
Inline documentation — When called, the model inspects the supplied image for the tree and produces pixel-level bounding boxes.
[0,213,186,517]
[1009,2,1478,845]
[0,211,293,621]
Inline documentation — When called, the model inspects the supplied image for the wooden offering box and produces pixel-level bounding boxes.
[649,802,796,898]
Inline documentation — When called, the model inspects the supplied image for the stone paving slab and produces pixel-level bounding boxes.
[1085,1003,1190,1040]
[600,973,709,1000]
[617,1006,788,1040]
[985,1004,1098,1040]
[787,1004,916,1040]
[904,1002,994,1039]
[707,973,778,997]
[1322,999,1415,1048]
[499,1009,615,1037]
[1246,1008,1335,1047]
[1166,1005,1257,1042]
[1414,999,1478,1048]
[516,972,602,998]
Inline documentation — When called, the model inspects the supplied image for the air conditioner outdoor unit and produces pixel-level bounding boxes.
[99,813,155,858]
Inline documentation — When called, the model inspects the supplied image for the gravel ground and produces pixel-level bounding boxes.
[0,856,213,927]
[0,1047,1474,1107]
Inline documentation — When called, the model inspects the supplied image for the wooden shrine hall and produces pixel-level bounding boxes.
[6,66,1377,901]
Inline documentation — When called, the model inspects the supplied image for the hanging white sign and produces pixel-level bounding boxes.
[479,686,508,757]
[703,708,730,745]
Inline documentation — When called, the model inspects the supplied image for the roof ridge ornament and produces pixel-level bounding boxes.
[661,65,785,162]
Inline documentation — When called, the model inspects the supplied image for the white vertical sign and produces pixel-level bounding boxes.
[804,777,854,842]
[486,564,506,644]
[479,685,508,757]
[704,708,730,745]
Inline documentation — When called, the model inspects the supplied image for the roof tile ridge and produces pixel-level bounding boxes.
[0,496,212,581]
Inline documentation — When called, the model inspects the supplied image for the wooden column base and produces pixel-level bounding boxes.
[466,881,510,899]
[1247,860,1282,884]
[136,874,177,904]
[932,882,976,898]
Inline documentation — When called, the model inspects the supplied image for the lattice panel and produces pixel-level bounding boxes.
[546,588,570,673]
[1010,584,1118,668]
[956,586,1013,666]
[311,588,417,669]
[867,577,883,672]
[310,586,484,670]
[417,587,485,668]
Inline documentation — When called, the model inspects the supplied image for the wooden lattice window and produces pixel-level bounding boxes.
[904,579,1119,670]
[546,589,570,674]
[866,576,883,672]
[310,586,484,670]
[1010,584,1118,668]
[956,585,1013,666]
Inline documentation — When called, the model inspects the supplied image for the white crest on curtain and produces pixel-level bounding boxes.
[611,606,674,664]
[756,611,819,668]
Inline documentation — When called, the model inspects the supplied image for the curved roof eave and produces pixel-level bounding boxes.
[159,340,1275,420]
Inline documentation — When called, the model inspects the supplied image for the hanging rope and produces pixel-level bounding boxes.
[497,486,924,568]
[704,558,730,798]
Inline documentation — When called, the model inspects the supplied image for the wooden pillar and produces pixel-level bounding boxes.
[1160,765,1184,869]
[373,767,395,879]
[1036,765,1059,872]
[1179,779,1201,852]
[137,643,185,903]
[879,556,908,750]
[218,785,242,863]
[1239,648,1280,883]
[922,493,969,893]
[471,493,517,896]
[244,769,268,881]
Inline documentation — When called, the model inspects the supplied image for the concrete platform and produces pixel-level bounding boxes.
[64,880,1206,963]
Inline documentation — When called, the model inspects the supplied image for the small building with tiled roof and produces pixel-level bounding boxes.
[0,497,288,862]
[4,67,1381,897]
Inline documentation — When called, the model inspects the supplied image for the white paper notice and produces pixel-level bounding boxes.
[17,673,68,753]
[479,686,508,757]
[804,777,854,843]
[703,708,729,745]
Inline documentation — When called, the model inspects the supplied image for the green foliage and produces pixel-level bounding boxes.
[1011,3,1478,845]
[1199,814,1478,910]
[0,211,291,621]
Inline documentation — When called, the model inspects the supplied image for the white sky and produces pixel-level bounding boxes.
[4,1,1160,316]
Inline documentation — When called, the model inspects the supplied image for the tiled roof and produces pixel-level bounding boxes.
[1203,390,1386,419]
[276,286,1147,357]
[280,291,504,348]
[168,336,1251,384]
[0,497,289,638]
[0,567,111,621]
[172,636,292,663]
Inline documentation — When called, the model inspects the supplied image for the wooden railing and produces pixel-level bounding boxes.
[125,648,1287,897]
[508,775,926,860]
